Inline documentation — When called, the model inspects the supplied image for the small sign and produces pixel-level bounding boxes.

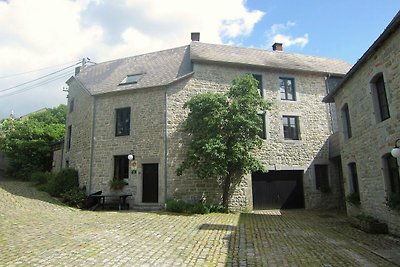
[131,160,137,175]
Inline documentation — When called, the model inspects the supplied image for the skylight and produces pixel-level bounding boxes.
[119,74,142,85]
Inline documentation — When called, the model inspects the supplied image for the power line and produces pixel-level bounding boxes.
[0,62,80,93]
[0,60,78,80]
[0,71,74,98]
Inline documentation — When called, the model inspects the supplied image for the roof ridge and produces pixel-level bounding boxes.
[190,41,350,63]
[89,45,190,67]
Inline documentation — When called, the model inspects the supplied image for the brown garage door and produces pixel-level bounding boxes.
[252,170,304,210]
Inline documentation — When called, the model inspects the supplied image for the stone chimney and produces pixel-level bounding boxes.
[191,32,200,42]
[272,42,283,51]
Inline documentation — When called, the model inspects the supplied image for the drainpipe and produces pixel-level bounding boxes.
[164,88,168,206]
[88,96,97,193]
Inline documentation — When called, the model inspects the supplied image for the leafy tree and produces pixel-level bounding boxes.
[0,105,66,179]
[177,75,272,208]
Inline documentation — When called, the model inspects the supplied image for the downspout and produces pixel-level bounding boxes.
[164,87,168,206]
[88,96,97,193]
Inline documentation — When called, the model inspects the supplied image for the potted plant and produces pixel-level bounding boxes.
[109,178,126,191]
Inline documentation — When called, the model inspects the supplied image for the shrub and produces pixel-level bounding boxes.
[61,187,87,207]
[191,203,210,214]
[209,204,229,213]
[30,171,53,185]
[346,192,360,205]
[166,199,228,214]
[387,193,400,210]
[44,168,79,197]
[166,199,189,213]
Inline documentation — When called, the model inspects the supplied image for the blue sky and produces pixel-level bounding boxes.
[0,0,399,119]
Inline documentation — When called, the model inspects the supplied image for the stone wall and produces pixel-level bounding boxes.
[333,27,400,235]
[64,79,94,189]
[89,87,166,207]
[167,62,340,210]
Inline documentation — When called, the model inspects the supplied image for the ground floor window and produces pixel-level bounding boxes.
[384,154,400,193]
[348,162,359,194]
[114,155,129,180]
[315,164,329,191]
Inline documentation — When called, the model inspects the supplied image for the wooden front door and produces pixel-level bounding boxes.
[142,163,158,203]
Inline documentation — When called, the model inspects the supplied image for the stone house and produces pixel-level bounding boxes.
[63,34,351,210]
[324,11,400,235]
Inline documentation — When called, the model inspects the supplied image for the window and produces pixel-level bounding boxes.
[373,74,390,121]
[119,74,142,85]
[315,164,329,190]
[341,104,352,139]
[258,113,266,139]
[115,107,131,136]
[282,116,300,140]
[69,99,74,113]
[348,162,359,194]
[384,154,400,193]
[280,77,296,101]
[67,125,72,151]
[252,74,263,97]
[114,155,129,181]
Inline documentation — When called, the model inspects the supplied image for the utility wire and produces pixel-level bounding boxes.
[0,61,80,93]
[0,71,74,98]
[0,60,78,80]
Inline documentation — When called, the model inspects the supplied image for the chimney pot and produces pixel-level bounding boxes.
[191,32,200,42]
[272,43,283,51]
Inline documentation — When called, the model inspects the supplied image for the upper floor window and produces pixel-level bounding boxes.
[283,115,300,140]
[69,99,74,113]
[67,125,72,151]
[252,74,263,97]
[280,77,296,101]
[258,112,266,140]
[341,104,352,139]
[115,107,131,136]
[372,74,390,122]
[384,154,400,194]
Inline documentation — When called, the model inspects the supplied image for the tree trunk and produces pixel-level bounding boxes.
[222,175,231,208]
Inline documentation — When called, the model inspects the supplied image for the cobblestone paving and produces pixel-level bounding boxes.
[1,177,400,266]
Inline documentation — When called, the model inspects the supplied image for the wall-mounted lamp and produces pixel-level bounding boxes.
[391,139,400,158]
[127,152,134,161]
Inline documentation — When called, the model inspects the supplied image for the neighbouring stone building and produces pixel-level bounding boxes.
[324,11,400,235]
[63,34,351,210]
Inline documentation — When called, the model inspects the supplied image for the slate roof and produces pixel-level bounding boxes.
[190,42,351,75]
[73,41,351,95]
[75,45,192,95]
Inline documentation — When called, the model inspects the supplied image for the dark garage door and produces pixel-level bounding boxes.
[252,170,304,209]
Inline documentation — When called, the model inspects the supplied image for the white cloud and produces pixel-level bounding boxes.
[272,33,309,48]
[0,0,264,118]
[266,21,309,49]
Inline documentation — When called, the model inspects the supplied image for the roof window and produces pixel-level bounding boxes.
[119,74,142,85]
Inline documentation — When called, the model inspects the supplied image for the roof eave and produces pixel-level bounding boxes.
[90,72,195,96]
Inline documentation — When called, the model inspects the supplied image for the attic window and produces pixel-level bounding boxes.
[119,74,142,85]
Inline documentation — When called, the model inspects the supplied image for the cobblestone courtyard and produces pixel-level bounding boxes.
[1,177,400,266]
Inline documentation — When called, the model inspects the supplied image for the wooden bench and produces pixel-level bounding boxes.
[91,193,132,210]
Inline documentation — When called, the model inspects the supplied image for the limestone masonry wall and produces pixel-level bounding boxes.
[333,28,400,235]
[167,63,340,210]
